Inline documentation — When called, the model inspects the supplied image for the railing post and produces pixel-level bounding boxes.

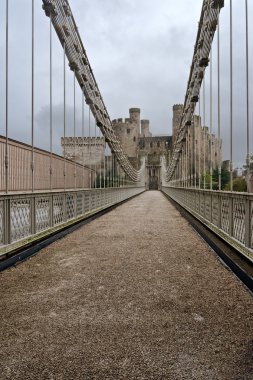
[82,191,85,215]
[31,195,36,235]
[49,194,53,227]
[244,197,251,248]
[89,190,91,212]
[229,196,233,237]
[218,194,221,229]
[74,192,77,217]
[203,191,206,219]
[3,198,11,245]
[63,193,67,221]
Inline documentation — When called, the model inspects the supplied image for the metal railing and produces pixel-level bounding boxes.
[162,186,253,261]
[0,186,145,255]
[0,136,94,192]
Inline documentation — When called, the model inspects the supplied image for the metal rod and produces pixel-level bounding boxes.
[104,140,106,188]
[50,15,52,191]
[112,152,115,187]
[63,42,66,191]
[217,12,221,191]
[5,0,9,194]
[117,161,119,188]
[89,106,91,188]
[108,147,112,187]
[31,0,34,192]
[104,142,107,188]
[181,153,183,187]
[245,0,250,192]
[229,0,233,191]
[193,115,197,189]
[198,100,201,189]
[203,77,206,189]
[186,131,188,187]
[73,70,76,189]
[99,128,102,189]
[210,48,213,190]
[94,117,97,189]
[82,87,85,189]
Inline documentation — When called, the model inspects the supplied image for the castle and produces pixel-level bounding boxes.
[61,105,222,189]
[111,108,172,189]
[111,105,221,189]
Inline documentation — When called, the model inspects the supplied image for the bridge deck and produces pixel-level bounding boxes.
[0,191,252,379]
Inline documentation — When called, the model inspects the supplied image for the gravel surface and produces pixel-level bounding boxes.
[0,190,253,380]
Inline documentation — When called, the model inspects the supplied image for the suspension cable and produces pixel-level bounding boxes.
[88,106,91,189]
[31,0,35,192]
[73,70,76,189]
[203,77,206,189]
[198,100,201,189]
[82,87,85,189]
[217,12,221,191]
[5,0,9,194]
[210,48,213,190]
[49,14,52,191]
[245,0,250,192]
[229,0,233,191]
[63,42,66,191]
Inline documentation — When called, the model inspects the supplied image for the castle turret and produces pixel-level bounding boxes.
[129,108,141,132]
[172,104,183,145]
[141,120,152,137]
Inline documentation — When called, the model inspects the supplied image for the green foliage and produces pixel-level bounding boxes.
[212,166,230,190]
[223,177,247,192]
[201,172,212,188]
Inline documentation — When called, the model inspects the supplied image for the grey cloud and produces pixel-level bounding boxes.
[0,0,252,168]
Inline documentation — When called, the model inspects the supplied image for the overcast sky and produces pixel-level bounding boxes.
[0,0,252,167]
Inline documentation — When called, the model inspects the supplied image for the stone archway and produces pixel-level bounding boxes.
[148,166,159,190]
[149,175,158,190]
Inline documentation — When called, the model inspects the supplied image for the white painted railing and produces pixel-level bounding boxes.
[0,187,144,255]
[162,186,253,261]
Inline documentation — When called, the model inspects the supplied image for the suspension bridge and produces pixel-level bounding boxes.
[0,0,253,379]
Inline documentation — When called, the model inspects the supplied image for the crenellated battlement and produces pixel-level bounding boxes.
[112,118,131,125]
[61,136,105,146]
[173,104,184,110]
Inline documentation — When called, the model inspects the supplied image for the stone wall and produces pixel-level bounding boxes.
[61,137,105,168]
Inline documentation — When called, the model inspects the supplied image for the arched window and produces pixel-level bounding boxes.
[150,142,153,148]
[157,141,160,148]
[133,136,136,142]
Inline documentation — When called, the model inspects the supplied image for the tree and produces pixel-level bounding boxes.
[212,166,230,190]
[232,177,247,192]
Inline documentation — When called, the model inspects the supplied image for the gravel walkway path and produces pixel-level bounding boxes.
[0,190,253,380]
